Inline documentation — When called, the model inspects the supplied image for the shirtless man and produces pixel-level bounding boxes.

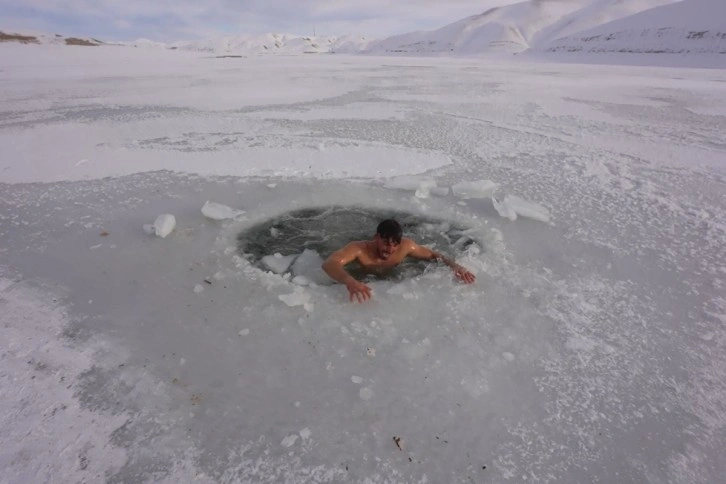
[322,219,476,303]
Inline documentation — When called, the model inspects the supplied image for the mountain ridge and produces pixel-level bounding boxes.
[536,0,726,55]
[358,0,680,55]
[0,29,102,46]
[4,0,725,63]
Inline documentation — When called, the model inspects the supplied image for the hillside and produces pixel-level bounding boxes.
[538,0,726,54]
[0,28,341,55]
[361,0,677,54]
[0,30,102,46]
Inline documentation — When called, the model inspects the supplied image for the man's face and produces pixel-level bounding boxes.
[374,234,399,260]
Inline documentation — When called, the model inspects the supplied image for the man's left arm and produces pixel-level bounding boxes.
[405,240,476,284]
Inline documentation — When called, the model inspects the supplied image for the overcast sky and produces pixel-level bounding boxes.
[1,0,523,42]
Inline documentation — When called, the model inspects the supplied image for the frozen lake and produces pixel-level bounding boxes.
[1,46,726,483]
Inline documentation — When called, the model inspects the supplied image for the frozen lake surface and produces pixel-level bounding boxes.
[1,46,726,483]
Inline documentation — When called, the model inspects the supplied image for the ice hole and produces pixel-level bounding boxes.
[236,206,481,282]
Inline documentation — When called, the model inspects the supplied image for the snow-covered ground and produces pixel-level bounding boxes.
[1,44,726,483]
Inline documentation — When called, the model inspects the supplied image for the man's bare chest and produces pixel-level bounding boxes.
[357,252,406,269]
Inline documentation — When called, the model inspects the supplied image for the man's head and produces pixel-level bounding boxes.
[374,219,402,260]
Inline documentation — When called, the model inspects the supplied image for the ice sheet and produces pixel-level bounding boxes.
[1,48,725,484]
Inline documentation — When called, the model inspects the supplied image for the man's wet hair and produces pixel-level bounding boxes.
[376,219,402,244]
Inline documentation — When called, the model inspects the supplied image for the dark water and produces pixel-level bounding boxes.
[236,206,480,280]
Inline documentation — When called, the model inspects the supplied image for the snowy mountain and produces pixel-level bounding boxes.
[122,38,168,49]
[328,34,375,54]
[362,0,678,54]
[1,28,344,55]
[0,29,102,46]
[170,33,339,55]
[538,0,726,54]
[125,33,375,55]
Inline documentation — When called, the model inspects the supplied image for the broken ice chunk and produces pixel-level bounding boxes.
[494,195,550,223]
[279,287,313,312]
[505,195,550,223]
[430,186,449,197]
[261,253,298,274]
[202,201,244,220]
[386,176,428,192]
[153,214,176,238]
[493,197,517,221]
[292,275,312,286]
[451,180,498,199]
[452,234,478,251]
[414,180,437,199]
[291,249,332,286]
[281,434,299,447]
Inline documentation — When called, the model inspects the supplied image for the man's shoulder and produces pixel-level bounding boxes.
[400,238,417,249]
[343,241,367,252]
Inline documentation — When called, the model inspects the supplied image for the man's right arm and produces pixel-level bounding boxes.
[404,239,476,284]
[322,243,372,303]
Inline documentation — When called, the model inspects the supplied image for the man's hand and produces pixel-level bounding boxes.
[346,279,372,303]
[453,265,476,284]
